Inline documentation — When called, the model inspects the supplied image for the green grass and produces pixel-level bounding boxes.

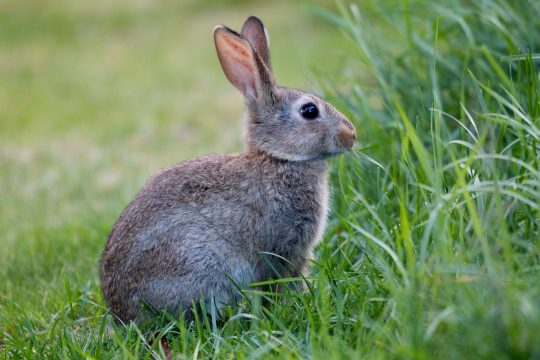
[1,0,539,358]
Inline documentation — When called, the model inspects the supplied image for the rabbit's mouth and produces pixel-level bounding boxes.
[335,126,357,150]
[317,148,352,160]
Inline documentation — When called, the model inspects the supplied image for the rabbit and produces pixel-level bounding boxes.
[100,16,356,323]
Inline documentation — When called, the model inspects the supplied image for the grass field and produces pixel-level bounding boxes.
[1,0,539,358]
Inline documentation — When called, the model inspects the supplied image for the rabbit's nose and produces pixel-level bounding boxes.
[336,120,356,150]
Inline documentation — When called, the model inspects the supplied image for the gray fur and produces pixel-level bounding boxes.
[100,16,356,322]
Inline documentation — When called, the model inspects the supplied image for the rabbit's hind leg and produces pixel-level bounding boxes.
[138,236,255,321]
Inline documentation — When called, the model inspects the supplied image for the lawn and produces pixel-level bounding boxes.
[1,0,539,359]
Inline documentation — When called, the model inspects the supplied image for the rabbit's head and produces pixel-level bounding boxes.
[214,16,356,161]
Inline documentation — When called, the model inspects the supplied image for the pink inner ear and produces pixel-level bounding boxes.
[218,35,257,98]
[223,36,251,59]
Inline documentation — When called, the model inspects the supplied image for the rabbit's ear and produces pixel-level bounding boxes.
[241,16,271,71]
[214,25,276,103]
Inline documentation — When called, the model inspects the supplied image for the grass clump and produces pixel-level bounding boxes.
[1,0,539,358]
[317,0,540,358]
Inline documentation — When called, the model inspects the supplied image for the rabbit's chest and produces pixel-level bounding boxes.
[194,159,329,262]
[254,174,329,260]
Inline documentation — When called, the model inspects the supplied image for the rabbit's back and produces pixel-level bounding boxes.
[100,153,329,321]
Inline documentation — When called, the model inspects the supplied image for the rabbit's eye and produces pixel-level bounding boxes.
[300,102,319,120]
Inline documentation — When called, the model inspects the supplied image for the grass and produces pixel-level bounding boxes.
[1,0,539,358]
